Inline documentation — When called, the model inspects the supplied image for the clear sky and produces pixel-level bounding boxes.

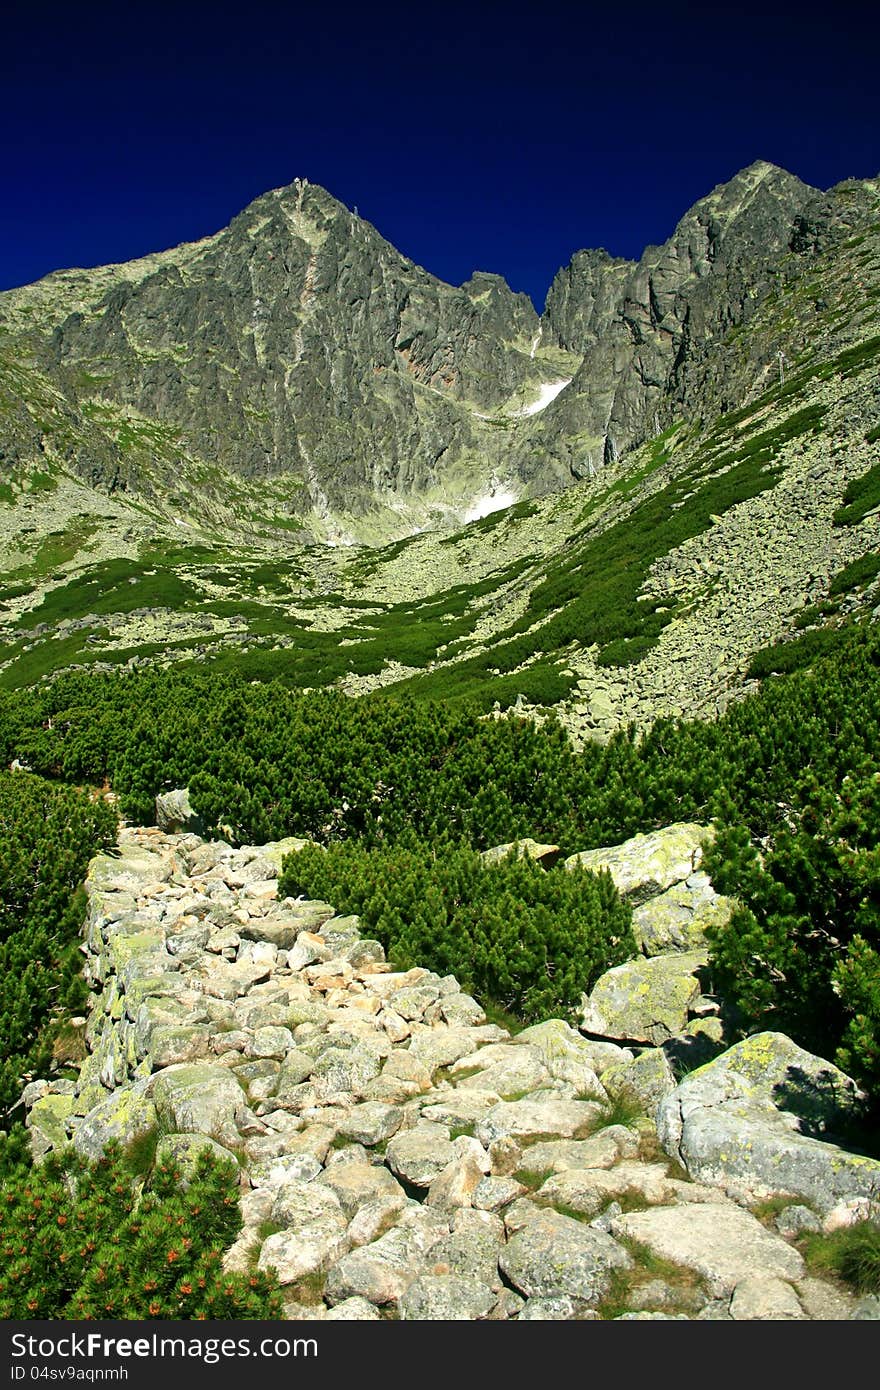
[2,0,878,309]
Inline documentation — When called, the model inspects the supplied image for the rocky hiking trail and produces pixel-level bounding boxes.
[22,821,880,1321]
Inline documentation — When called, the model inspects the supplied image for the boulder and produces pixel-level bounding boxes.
[155,788,204,835]
[656,1033,880,1213]
[631,873,735,955]
[258,1180,350,1285]
[71,1082,158,1160]
[451,1043,551,1097]
[601,1047,677,1112]
[518,1127,639,1176]
[535,1160,677,1217]
[399,1274,496,1320]
[579,950,707,1044]
[334,1101,403,1147]
[325,1226,432,1307]
[320,1160,407,1219]
[565,823,710,903]
[154,1133,240,1185]
[481,839,561,868]
[27,1093,74,1159]
[729,1277,806,1320]
[385,1125,457,1188]
[149,1064,253,1148]
[499,1210,632,1303]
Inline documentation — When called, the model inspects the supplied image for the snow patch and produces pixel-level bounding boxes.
[463,486,518,523]
[511,379,572,417]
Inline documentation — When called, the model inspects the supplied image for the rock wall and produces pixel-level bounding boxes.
[22,822,880,1321]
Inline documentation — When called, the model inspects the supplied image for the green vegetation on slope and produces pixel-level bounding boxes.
[2,623,880,1096]
[0,772,116,1146]
[391,401,828,703]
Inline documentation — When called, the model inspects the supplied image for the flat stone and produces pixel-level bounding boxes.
[611,1204,805,1297]
[729,1277,806,1320]
[520,1127,639,1176]
[536,1161,675,1218]
[475,1098,603,1146]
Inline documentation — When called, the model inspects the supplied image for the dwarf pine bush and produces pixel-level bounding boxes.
[0,1143,281,1319]
[280,838,636,1023]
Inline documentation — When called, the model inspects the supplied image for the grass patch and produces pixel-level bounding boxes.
[512,1167,552,1191]
[592,1092,646,1132]
[801,1219,880,1294]
[834,461,880,526]
[750,1195,811,1226]
[448,1122,476,1141]
[123,1124,162,1180]
[829,551,880,596]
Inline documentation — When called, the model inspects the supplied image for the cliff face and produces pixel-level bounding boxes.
[516,162,820,486]
[1,162,876,540]
[2,180,548,524]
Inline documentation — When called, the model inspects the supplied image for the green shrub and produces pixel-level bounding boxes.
[834,461,880,526]
[829,551,880,596]
[0,1144,281,1319]
[704,765,880,1095]
[279,839,636,1023]
[0,772,116,1140]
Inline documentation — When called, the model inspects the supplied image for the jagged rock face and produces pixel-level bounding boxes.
[3,161,877,536]
[5,181,541,525]
[542,248,634,353]
[518,162,819,484]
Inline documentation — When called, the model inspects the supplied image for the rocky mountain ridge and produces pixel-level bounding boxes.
[0,161,878,734]
[2,161,874,539]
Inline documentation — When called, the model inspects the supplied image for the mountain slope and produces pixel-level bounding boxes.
[0,164,878,723]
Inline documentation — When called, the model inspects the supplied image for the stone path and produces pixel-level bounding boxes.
[23,826,880,1320]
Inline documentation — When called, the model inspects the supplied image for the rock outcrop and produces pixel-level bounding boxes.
[657,1034,880,1214]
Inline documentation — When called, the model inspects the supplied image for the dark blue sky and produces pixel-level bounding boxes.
[2,1,878,309]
